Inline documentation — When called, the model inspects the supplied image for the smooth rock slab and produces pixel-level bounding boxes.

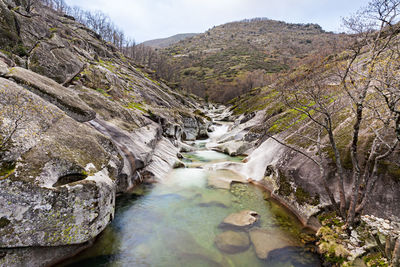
[215,231,250,254]
[208,169,248,190]
[220,210,259,228]
[249,228,295,260]
[195,190,232,208]
[6,67,95,122]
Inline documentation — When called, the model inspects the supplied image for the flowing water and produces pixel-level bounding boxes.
[63,124,321,267]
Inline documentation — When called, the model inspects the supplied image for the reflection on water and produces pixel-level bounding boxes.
[63,149,321,267]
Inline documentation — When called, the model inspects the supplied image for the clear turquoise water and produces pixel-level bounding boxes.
[62,150,321,267]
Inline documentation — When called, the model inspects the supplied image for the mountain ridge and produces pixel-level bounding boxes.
[142,33,199,48]
[153,18,353,102]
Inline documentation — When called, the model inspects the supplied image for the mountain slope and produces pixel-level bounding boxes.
[142,33,199,48]
[0,1,212,265]
[159,18,352,102]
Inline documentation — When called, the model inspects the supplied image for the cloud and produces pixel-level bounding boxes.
[65,0,367,42]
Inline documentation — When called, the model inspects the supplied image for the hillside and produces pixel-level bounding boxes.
[0,1,212,265]
[1,1,400,266]
[142,33,199,48]
[159,18,352,102]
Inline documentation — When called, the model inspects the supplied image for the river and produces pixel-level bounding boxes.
[62,116,321,267]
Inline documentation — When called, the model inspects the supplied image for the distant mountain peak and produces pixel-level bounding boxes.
[142,33,199,48]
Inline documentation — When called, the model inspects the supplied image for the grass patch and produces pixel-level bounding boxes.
[125,102,146,112]
[0,161,16,180]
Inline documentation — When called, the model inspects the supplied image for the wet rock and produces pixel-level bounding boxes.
[266,246,321,267]
[207,169,248,190]
[214,231,250,254]
[197,120,210,139]
[208,176,232,190]
[143,137,180,180]
[173,160,185,169]
[220,210,259,228]
[249,228,295,260]
[196,190,232,208]
[179,141,196,152]
[164,122,182,140]
[161,228,226,266]
[89,118,163,192]
[208,140,252,156]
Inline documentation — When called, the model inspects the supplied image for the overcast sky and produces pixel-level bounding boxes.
[64,0,368,43]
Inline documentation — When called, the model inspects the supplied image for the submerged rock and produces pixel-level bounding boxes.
[249,228,295,260]
[220,210,259,229]
[266,246,321,267]
[214,231,250,254]
[195,190,232,208]
[161,228,226,266]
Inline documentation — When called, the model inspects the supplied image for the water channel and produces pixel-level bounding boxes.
[63,120,322,267]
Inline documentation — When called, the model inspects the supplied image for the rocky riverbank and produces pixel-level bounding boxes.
[0,1,215,264]
[202,107,400,266]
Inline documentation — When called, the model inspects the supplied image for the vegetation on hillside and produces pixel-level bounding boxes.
[236,0,400,231]
[154,18,354,102]
[142,33,199,49]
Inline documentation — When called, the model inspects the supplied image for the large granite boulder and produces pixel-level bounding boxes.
[5,67,95,122]
[29,36,85,84]
[0,78,120,248]
[0,1,20,52]
[182,116,199,141]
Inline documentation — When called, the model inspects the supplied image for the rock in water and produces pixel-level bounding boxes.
[249,228,294,260]
[220,210,259,228]
[195,190,232,208]
[207,169,248,190]
[214,231,250,254]
[161,228,225,266]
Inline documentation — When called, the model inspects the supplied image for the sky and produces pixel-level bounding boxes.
[64,0,369,43]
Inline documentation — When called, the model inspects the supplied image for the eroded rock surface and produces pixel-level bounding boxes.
[220,210,259,229]
[0,1,210,265]
[0,79,119,248]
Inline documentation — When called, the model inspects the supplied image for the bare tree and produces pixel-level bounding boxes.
[340,0,400,225]
[0,87,44,156]
[269,0,400,227]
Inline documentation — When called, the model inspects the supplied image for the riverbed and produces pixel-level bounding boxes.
[62,122,321,267]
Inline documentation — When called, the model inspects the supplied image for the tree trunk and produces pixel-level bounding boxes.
[327,126,347,217]
[346,103,364,225]
[392,237,400,267]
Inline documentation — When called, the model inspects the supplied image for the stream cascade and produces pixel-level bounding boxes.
[62,106,322,267]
